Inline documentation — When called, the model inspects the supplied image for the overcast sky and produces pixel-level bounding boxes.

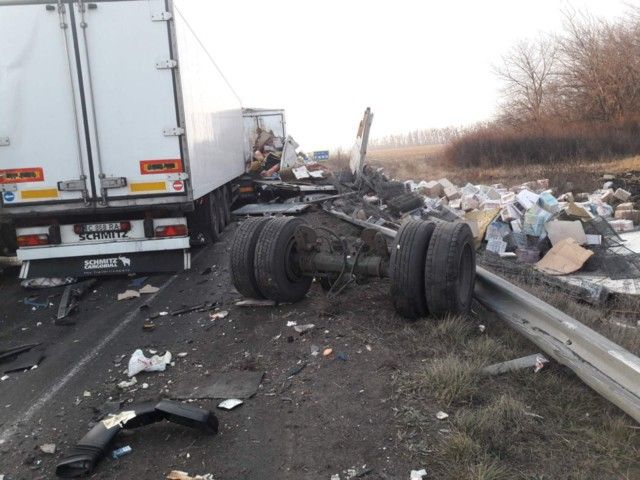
[177,0,634,151]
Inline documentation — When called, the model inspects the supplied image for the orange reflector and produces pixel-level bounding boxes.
[239,186,254,193]
[140,159,183,175]
[0,167,44,183]
[130,181,167,192]
[17,234,49,247]
[155,224,188,238]
[20,188,59,200]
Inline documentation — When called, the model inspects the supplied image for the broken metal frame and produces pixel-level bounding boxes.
[327,209,640,424]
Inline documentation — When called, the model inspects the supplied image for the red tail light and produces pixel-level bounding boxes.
[155,224,188,238]
[17,234,49,247]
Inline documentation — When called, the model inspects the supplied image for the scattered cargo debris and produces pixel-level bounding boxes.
[39,443,56,454]
[127,349,171,377]
[57,279,97,323]
[235,299,276,307]
[21,277,77,289]
[166,470,215,480]
[111,445,132,460]
[217,399,243,411]
[172,371,264,400]
[2,347,44,373]
[410,469,427,480]
[482,353,549,375]
[55,400,218,478]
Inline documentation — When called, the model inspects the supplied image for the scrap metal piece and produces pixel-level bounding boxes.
[232,203,311,216]
[482,353,549,375]
[172,371,264,400]
[57,279,97,323]
[2,347,44,373]
[349,107,373,176]
[0,343,40,363]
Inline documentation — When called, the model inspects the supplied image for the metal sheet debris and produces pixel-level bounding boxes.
[482,353,549,375]
[232,203,311,215]
[217,398,243,410]
[172,371,264,400]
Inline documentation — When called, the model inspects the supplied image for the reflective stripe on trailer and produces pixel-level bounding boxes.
[129,181,167,192]
[20,188,59,200]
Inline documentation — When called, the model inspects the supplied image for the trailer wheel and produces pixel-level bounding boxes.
[254,217,312,303]
[229,217,273,299]
[424,222,476,317]
[207,194,222,241]
[389,220,435,320]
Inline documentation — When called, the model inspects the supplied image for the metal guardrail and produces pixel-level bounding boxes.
[328,208,640,423]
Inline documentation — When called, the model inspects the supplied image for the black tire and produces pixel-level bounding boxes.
[424,221,476,317]
[208,192,222,241]
[229,217,273,299]
[389,220,436,319]
[254,217,313,303]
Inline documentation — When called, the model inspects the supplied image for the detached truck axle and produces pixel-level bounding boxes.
[229,216,476,320]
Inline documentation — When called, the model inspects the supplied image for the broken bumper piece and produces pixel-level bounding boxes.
[55,400,218,478]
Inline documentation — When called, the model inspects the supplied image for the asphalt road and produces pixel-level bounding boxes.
[0,213,415,480]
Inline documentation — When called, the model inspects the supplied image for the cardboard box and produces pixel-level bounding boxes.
[538,192,560,213]
[608,219,634,232]
[444,186,461,201]
[600,189,615,204]
[516,190,539,210]
[523,205,552,237]
[438,178,455,190]
[420,180,444,198]
[617,202,634,211]
[614,209,640,224]
[544,220,587,245]
[536,238,593,275]
[614,188,632,202]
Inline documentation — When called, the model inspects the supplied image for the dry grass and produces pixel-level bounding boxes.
[356,144,640,192]
[405,354,482,407]
[394,311,640,480]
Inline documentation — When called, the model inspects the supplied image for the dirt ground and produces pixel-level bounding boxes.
[0,210,639,480]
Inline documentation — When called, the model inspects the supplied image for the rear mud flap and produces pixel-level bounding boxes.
[20,249,190,278]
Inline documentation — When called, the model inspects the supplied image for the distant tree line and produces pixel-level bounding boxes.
[446,5,640,168]
[369,127,464,150]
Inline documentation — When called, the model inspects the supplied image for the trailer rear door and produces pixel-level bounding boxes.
[70,0,185,205]
[0,2,92,207]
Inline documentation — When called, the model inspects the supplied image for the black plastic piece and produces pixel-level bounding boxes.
[143,217,154,238]
[48,224,61,245]
[56,400,218,478]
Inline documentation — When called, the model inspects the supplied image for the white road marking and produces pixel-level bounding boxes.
[0,250,205,444]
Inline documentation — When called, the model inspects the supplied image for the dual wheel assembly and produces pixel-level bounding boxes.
[229,216,476,319]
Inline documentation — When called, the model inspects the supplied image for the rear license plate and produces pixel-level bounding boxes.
[81,222,123,233]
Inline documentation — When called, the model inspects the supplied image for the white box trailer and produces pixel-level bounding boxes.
[0,0,248,277]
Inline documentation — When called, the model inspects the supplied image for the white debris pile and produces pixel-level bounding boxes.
[395,173,639,276]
